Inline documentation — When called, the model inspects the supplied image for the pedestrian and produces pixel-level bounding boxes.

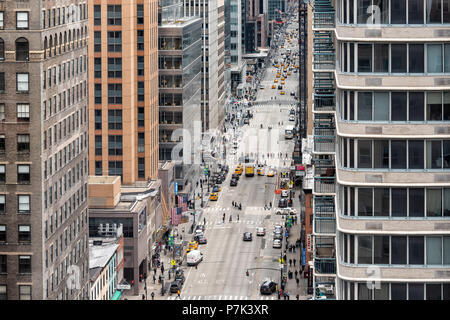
[296,294,299,300]
[151,292,155,300]
[177,289,181,299]
[237,214,239,221]
[161,264,164,275]
[295,270,298,278]
[153,274,156,284]
[153,268,157,276]
[142,294,146,300]
[289,259,292,266]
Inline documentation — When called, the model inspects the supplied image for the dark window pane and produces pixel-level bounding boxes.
[358,44,372,72]
[427,92,443,121]
[409,188,425,217]
[426,189,442,217]
[391,0,406,24]
[391,140,407,169]
[409,92,425,121]
[408,0,424,24]
[358,92,372,120]
[409,236,424,265]
[391,283,407,300]
[391,92,407,121]
[408,283,424,300]
[374,44,389,72]
[373,140,389,168]
[391,44,407,73]
[358,282,372,300]
[374,188,390,216]
[391,236,407,264]
[426,140,442,169]
[427,0,443,23]
[358,236,372,264]
[392,189,407,217]
[358,188,373,216]
[357,0,371,24]
[409,140,424,169]
[358,140,372,168]
[409,44,424,73]
[426,284,442,300]
[373,236,389,264]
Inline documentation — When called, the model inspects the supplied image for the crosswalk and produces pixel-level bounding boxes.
[203,206,274,213]
[166,295,277,300]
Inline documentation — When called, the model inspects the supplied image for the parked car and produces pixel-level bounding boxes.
[273,231,283,240]
[174,269,185,285]
[273,239,282,248]
[195,235,207,244]
[281,190,289,198]
[274,224,283,234]
[232,173,240,181]
[186,250,203,266]
[195,225,206,233]
[275,207,297,215]
[243,232,253,241]
[212,186,221,193]
[230,178,238,187]
[170,280,182,293]
[260,280,277,294]
[243,118,249,124]
[256,227,266,236]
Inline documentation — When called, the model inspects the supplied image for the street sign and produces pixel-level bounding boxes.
[307,234,311,252]
[174,182,178,195]
[302,248,306,267]
[117,284,131,290]
[171,259,176,266]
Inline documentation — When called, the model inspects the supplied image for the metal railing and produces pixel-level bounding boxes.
[314,258,336,274]
[314,177,336,194]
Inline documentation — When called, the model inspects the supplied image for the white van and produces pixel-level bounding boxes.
[187,250,203,266]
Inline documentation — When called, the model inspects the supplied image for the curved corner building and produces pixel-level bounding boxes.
[312,0,450,300]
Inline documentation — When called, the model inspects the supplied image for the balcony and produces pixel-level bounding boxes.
[313,31,335,71]
[315,257,336,275]
[314,281,336,300]
[314,196,336,235]
[313,93,335,113]
[314,127,335,153]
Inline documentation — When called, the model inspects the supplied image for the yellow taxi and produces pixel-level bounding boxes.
[280,91,285,95]
[281,63,284,67]
[257,167,265,176]
[235,166,243,175]
[267,170,275,177]
[209,192,218,201]
[272,84,276,89]
[275,64,279,68]
[281,77,285,81]
[276,74,280,78]
[274,79,278,83]
[186,241,199,254]
[280,81,285,85]
[287,72,291,76]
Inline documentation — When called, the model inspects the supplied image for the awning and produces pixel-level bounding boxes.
[112,290,122,300]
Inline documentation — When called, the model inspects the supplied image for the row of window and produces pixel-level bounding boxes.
[44,158,88,210]
[94,84,122,104]
[43,109,87,152]
[43,26,88,60]
[340,139,450,170]
[0,38,29,61]
[94,161,123,180]
[342,234,450,266]
[341,281,450,300]
[42,3,87,29]
[44,204,88,245]
[340,42,450,74]
[341,186,450,217]
[43,86,87,122]
[0,134,30,154]
[339,91,450,122]
[0,73,29,93]
[0,103,29,122]
[0,225,31,243]
[0,11,30,30]
[43,56,87,89]
[339,0,450,25]
[0,284,31,300]
[0,194,30,214]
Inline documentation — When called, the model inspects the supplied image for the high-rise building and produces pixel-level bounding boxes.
[245,0,269,52]
[158,0,202,196]
[268,0,286,21]
[185,0,226,132]
[87,0,162,297]
[0,1,90,300]
[310,0,450,300]
[88,0,159,183]
[225,0,247,95]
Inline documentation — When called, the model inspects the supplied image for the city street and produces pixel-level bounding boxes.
[164,17,306,300]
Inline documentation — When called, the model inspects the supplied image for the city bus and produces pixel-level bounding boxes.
[285,125,295,139]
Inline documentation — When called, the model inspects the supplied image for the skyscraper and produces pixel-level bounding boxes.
[311,0,450,300]
[0,1,89,299]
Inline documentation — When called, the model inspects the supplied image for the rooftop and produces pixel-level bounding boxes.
[89,242,119,281]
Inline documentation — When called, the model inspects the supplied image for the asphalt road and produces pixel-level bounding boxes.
[167,19,300,301]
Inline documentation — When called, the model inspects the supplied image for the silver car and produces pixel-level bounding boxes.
[256,227,266,236]
[273,239,282,248]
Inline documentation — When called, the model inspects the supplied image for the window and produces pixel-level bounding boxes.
[391,236,407,264]
[357,44,372,72]
[94,58,101,78]
[409,44,424,73]
[138,82,144,101]
[373,44,389,72]
[427,92,443,121]
[391,140,407,169]
[18,225,31,243]
[17,165,30,184]
[108,135,122,155]
[108,84,122,104]
[17,134,30,152]
[427,44,443,73]
[94,31,101,52]
[16,38,29,61]
[357,140,372,168]
[95,135,102,156]
[0,195,5,213]
[138,157,145,178]
[358,236,372,264]
[107,5,121,25]
[391,92,407,121]
[391,283,407,300]
[0,225,5,242]
[95,161,102,176]
[0,38,4,60]
[408,283,424,300]
[137,56,144,76]
[373,188,389,216]
[391,44,407,73]
[427,236,442,264]
[19,285,31,300]
[108,58,122,78]
[94,5,101,25]
[138,107,145,127]
[357,92,372,120]
[107,31,122,52]
[409,188,425,217]
[137,4,144,24]
[94,110,102,130]
[409,236,424,265]
[427,0,443,23]
[358,188,372,216]
[427,189,442,217]
[16,12,29,29]
[138,132,145,153]
[391,0,406,24]
[108,109,122,130]
[137,30,144,50]
[18,255,31,274]
[426,140,442,169]
[373,236,389,264]
[17,73,29,92]
[0,135,4,152]
[108,161,123,179]
[373,140,389,168]
[0,255,6,273]
[392,188,407,217]
[0,12,4,29]
[95,84,102,104]
[409,92,425,121]
[18,195,30,213]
